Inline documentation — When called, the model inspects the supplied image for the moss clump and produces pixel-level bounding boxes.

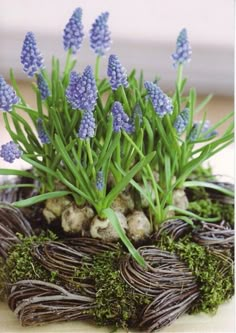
[218,202,234,226]
[75,249,150,329]
[158,236,234,314]
[188,186,209,201]
[189,199,234,225]
[189,165,215,181]
[4,231,59,284]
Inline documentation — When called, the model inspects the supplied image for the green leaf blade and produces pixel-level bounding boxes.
[103,208,146,267]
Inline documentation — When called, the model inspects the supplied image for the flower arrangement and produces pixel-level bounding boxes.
[0,7,234,332]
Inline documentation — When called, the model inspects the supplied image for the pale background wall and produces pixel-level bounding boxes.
[0,0,234,95]
[0,0,234,147]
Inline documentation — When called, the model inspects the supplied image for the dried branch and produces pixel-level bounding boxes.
[120,246,198,296]
[140,288,199,332]
[0,203,34,259]
[7,280,95,326]
[154,219,192,241]
[192,221,234,248]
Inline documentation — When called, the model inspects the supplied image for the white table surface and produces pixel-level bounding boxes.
[0,145,234,332]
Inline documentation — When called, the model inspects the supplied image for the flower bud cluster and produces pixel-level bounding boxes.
[144,81,173,118]
[0,141,22,163]
[0,76,19,112]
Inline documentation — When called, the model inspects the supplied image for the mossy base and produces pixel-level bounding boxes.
[0,227,234,330]
[0,178,234,331]
[158,235,234,314]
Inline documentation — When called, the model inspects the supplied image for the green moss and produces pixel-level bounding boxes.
[189,199,234,225]
[158,236,234,314]
[188,186,209,201]
[217,202,234,226]
[190,165,215,181]
[189,199,220,219]
[75,248,150,329]
[2,234,149,329]
[4,231,59,285]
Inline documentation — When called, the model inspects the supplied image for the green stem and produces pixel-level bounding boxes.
[110,162,120,185]
[85,139,96,179]
[177,64,183,91]
[44,144,54,191]
[122,131,162,222]
[165,115,181,157]
[115,138,122,182]
[120,86,131,115]
[95,55,101,82]
[64,49,72,75]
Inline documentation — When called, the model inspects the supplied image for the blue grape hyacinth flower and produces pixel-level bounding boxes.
[172,28,192,68]
[90,12,111,56]
[37,119,50,144]
[107,55,129,90]
[66,66,97,112]
[65,71,80,109]
[37,74,50,100]
[111,101,134,133]
[96,171,104,191]
[63,7,84,54]
[189,120,217,142]
[0,76,20,111]
[76,66,98,112]
[174,108,190,135]
[78,111,96,139]
[144,81,173,118]
[0,141,22,163]
[21,32,44,77]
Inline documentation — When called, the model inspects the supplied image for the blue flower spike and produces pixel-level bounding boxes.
[78,111,96,140]
[77,66,98,112]
[37,118,50,144]
[200,120,218,138]
[107,55,129,90]
[0,76,20,111]
[174,108,190,135]
[0,141,22,163]
[172,28,192,68]
[96,171,104,191]
[66,66,97,112]
[144,81,173,118]
[90,12,111,56]
[65,71,81,109]
[21,32,44,77]
[189,120,217,142]
[37,74,50,100]
[63,7,84,54]
[111,101,134,133]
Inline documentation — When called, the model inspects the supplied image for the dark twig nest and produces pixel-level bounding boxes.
[8,280,95,326]
[154,219,192,241]
[0,184,234,332]
[120,246,200,332]
[0,203,34,259]
[192,221,234,249]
